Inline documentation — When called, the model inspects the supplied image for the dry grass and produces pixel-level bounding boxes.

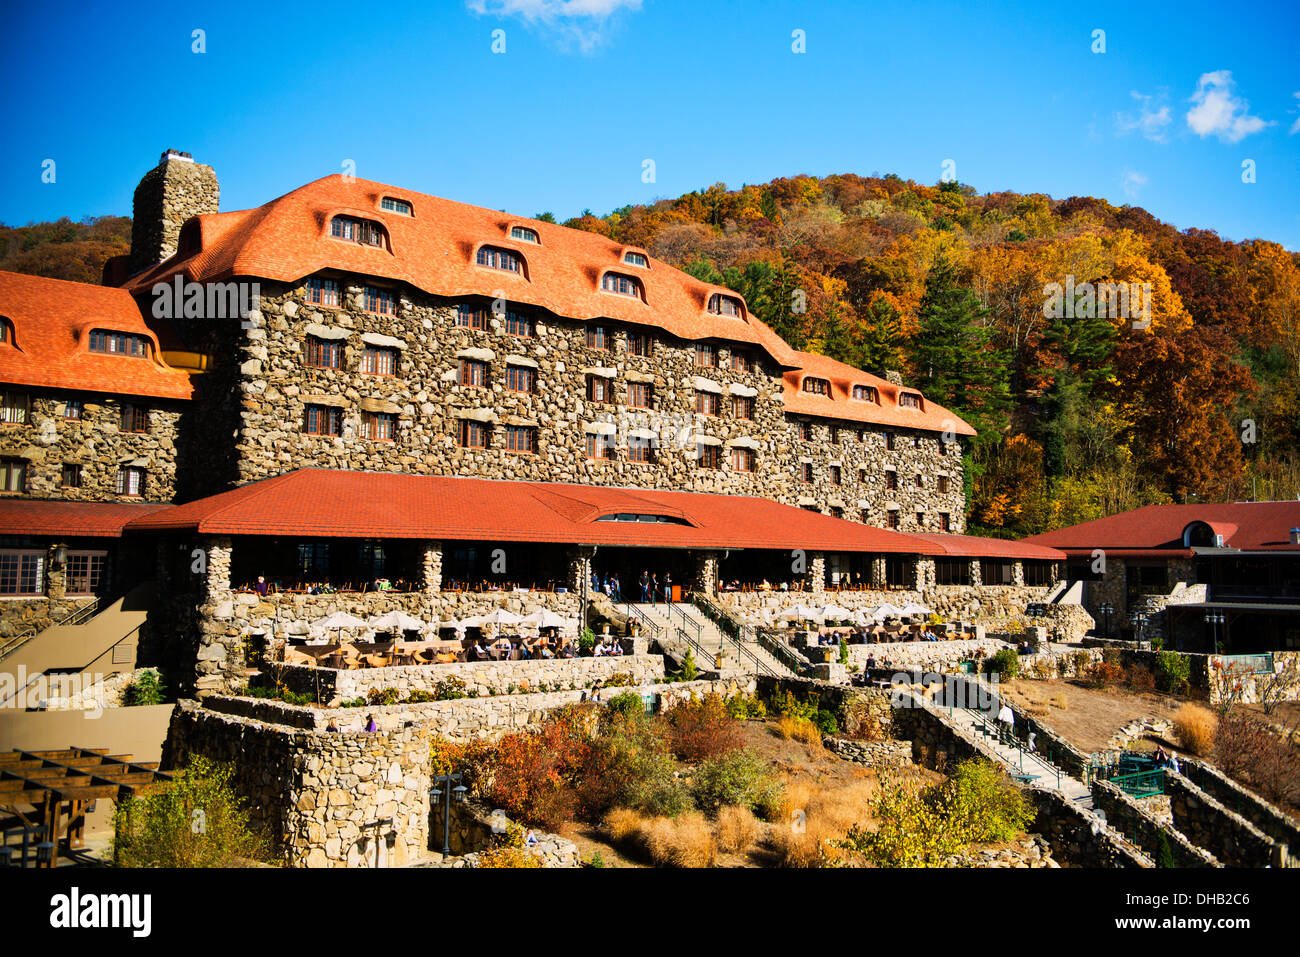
[1173,704,1218,756]
[1049,694,1068,710]
[716,805,760,854]
[770,778,876,867]
[606,810,718,867]
[775,716,823,747]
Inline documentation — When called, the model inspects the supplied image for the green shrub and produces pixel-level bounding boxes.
[123,669,166,707]
[339,697,366,708]
[679,649,698,682]
[606,690,646,719]
[985,649,1019,681]
[579,627,596,655]
[113,754,269,867]
[838,638,849,665]
[405,689,435,703]
[433,676,468,700]
[1154,652,1191,695]
[810,708,840,736]
[725,693,767,721]
[586,850,606,868]
[690,748,783,817]
[930,758,1034,844]
[366,687,401,706]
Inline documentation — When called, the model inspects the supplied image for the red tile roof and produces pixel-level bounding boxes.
[0,271,194,401]
[0,499,173,538]
[120,175,969,435]
[1024,502,1300,555]
[910,533,1064,561]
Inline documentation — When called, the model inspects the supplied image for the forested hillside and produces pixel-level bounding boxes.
[5,179,1298,538]
[550,175,1300,536]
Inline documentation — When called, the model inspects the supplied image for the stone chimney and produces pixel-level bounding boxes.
[884,370,904,386]
[129,150,219,274]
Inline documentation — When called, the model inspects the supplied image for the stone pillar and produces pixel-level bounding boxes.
[421,541,443,595]
[204,536,232,604]
[692,551,719,598]
[870,555,887,589]
[807,551,825,595]
[914,557,935,594]
[567,546,595,593]
[1012,561,1025,586]
[969,559,982,587]
[46,546,67,602]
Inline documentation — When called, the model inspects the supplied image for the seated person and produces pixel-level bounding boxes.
[608,639,624,656]
[517,638,533,660]
[539,644,556,659]
[471,639,490,661]
[560,642,576,658]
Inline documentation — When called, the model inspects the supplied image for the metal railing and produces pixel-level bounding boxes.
[622,602,660,641]
[691,595,791,677]
[0,595,103,663]
[1111,769,1166,798]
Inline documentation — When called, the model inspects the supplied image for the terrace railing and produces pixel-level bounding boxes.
[0,595,103,663]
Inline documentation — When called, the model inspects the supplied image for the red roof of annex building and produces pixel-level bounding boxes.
[118,175,970,436]
[0,499,172,538]
[910,533,1063,561]
[0,271,194,401]
[1023,502,1300,558]
[117,468,1057,561]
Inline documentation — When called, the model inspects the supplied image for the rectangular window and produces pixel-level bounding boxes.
[730,351,751,373]
[586,432,614,460]
[731,395,754,419]
[858,468,867,483]
[829,506,844,520]
[980,560,1015,586]
[361,411,396,442]
[0,550,44,595]
[830,426,840,444]
[65,550,107,596]
[381,197,413,215]
[939,513,951,532]
[505,365,535,393]
[88,331,149,357]
[916,511,925,527]
[505,310,534,337]
[628,333,651,356]
[698,444,721,469]
[304,337,342,369]
[60,463,82,488]
[886,510,900,530]
[306,278,340,306]
[303,404,343,436]
[802,377,829,395]
[628,438,656,464]
[801,462,813,483]
[829,465,841,485]
[628,382,653,409]
[456,304,490,330]
[362,346,398,376]
[694,344,716,367]
[504,425,537,453]
[885,470,897,490]
[587,376,612,403]
[115,466,145,496]
[459,358,489,387]
[1023,561,1055,586]
[915,473,924,489]
[730,447,754,472]
[885,432,896,450]
[860,508,870,524]
[586,325,609,350]
[0,458,27,493]
[695,391,719,416]
[64,400,83,420]
[797,421,812,441]
[935,559,971,586]
[120,403,149,433]
[852,385,878,402]
[458,420,490,449]
[899,392,922,409]
[364,286,395,315]
[0,391,29,425]
[938,475,951,494]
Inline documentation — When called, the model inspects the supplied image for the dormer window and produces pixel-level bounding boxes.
[510,226,539,243]
[624,251,648,268]
[88,331,150,358]
[802,377,830,396]
[476,246,522,273]
[601,272,642,298]
[0,318,13,345]
[899,392,923,409]
[380,197,412,216]
[708,293,742,317]
[330,215,387,248]
[852,385,878,403]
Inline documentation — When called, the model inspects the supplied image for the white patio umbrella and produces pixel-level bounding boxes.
[777,604,824,623]
[312,611,369,642]
[367,610,428,633]
[478,608,524,627]
[521,608,567,629]
[897,601,933,618]
[869,603,905,621]
[820,604,854,622]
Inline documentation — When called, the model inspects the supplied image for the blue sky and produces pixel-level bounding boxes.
[2,0,1298,248]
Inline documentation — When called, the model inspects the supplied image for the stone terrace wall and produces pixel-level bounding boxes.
[1178,757,1300,852]
[1089,780,1219,868]
[753,674,894,737]
[164,700,431,868]
[1167,773,1290,868]
[845,638,1008,671]
[723,584,1055,629]
[1025,786,1152,868]
[203,676,757,740]
[274,653,665,705]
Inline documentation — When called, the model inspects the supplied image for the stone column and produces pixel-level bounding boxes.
[969,559,982,587]
[566,546,595,593]
[914,557,935,594]
[692,551,719,598]
[807,551,825,595]
[870,555,887,589]
[203,536,232,604]
[421,541,443,595]
[1012,561,1025,586]
[46,546,67,602]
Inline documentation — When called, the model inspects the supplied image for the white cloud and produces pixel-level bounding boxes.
[1121,170,1148,199]
[1117,91,1172,142]
[467,0,644,54]
[1290,92,1300,135]
[1186,70,1271,143]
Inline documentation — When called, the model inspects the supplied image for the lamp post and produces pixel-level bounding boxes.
[431,772,468,858]
[1131,612,1149,647]
[1098,602,1114,639]
[1204,611,1225,654]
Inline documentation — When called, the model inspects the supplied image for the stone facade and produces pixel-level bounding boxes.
[129,151,220,273]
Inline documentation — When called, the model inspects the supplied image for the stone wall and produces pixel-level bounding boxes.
[0,392,183,503]
[425,799,579,868]
[823,736,914,769]
[1166,773,1290,868]
[753,674,894,738]
[1176,758,1300,854]
[272,654,666,706]
[1025,786,1153,868]
[164,700,431,868]
[1089,779,1219,867]
[845,637,1009,671]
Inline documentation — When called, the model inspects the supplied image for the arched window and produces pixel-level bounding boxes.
[330,215,387,248]
[88,330,150,357]
[623,251,648,267]
[601,272,643,299]
[0,317,13,345]
[852,384,878,403]
[380,197,413,215]
[510,226,539,243]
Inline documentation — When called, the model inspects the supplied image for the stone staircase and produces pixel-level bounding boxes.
[626,601,794,677]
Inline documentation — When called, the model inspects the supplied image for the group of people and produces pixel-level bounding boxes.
[637,570,675,605]
[592,636,625,657]
[245,575,412,596]
[592,572,623,602]
[469,633,575,661]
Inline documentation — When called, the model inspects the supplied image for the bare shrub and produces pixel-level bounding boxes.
[1172,704,1218,756]
[715,805,760,854]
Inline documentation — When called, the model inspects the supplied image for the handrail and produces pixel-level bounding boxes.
[622,602,660,640]
[690,595,789,677]
[0,595,103,663]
